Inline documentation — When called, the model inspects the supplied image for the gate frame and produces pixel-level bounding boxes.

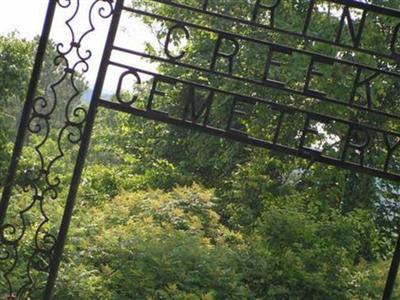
[1,0,400,299]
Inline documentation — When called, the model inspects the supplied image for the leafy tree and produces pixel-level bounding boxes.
[0,34,35,178]
[3,1,400,298]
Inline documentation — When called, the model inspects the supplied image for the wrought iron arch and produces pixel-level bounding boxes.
[1,0,400,298]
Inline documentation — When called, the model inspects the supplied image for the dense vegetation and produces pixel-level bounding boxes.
[2,1,400,299]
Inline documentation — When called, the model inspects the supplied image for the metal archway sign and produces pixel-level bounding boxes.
[1,0,400,298]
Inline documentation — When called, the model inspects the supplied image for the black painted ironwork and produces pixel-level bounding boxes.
[2,0,400,299]
[0,0,114,299]
[43,0,120,297]
[0,2,57,298]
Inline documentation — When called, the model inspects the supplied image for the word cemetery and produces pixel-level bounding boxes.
[100,0,400,181]
[2,1,400,299]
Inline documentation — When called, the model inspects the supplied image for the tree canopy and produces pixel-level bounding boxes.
[2,1,400,299]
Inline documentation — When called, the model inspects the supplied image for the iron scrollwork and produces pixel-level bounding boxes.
[0,0,114,298]
[2,0,400,299]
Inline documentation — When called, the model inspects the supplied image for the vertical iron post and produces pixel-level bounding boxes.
[0,0,57,227]
[383,234,400,299]
[43,0,124,298]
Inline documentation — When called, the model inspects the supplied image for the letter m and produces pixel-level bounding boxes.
[182,85,214,125]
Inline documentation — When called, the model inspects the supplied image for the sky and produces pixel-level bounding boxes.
[0,0,380,94]
[0,1,156,92]
[0,2,48,38]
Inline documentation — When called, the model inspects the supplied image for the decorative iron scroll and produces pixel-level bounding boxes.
[0,0,114,299]
[1,0,400,299]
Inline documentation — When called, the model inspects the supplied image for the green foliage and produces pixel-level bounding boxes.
[0,34,35,181]
[51,186,395,299]
[3,1,400,298]
[54,186,250,299]
[0,33,34,101]
[351,259,400,300]
[248,204,378,299]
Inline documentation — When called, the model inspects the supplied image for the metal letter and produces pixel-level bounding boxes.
[116,70,141,105]
[251,0,281,27]
[391,23,400,60]
[341,125,371,166]
[164,23,190,60]
[226,96,255,135]
[147,75,176,115]
[335,5,367,47]
[182,85,214,125]
[304,56,334,98]
[210,34,240,75]
[263,45,292,87]
[383,134,400,172]
[349,67,380,109]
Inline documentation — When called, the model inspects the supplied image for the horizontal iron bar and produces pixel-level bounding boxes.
[97,98,400,182]
[146,0,398,62]
[108,60,400,138]
[123,6,400,79]
[329,0,400,18]
[112,46,400,123]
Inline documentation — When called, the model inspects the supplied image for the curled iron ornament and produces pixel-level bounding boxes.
[1,0,397,299]
[0,0,115,298]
